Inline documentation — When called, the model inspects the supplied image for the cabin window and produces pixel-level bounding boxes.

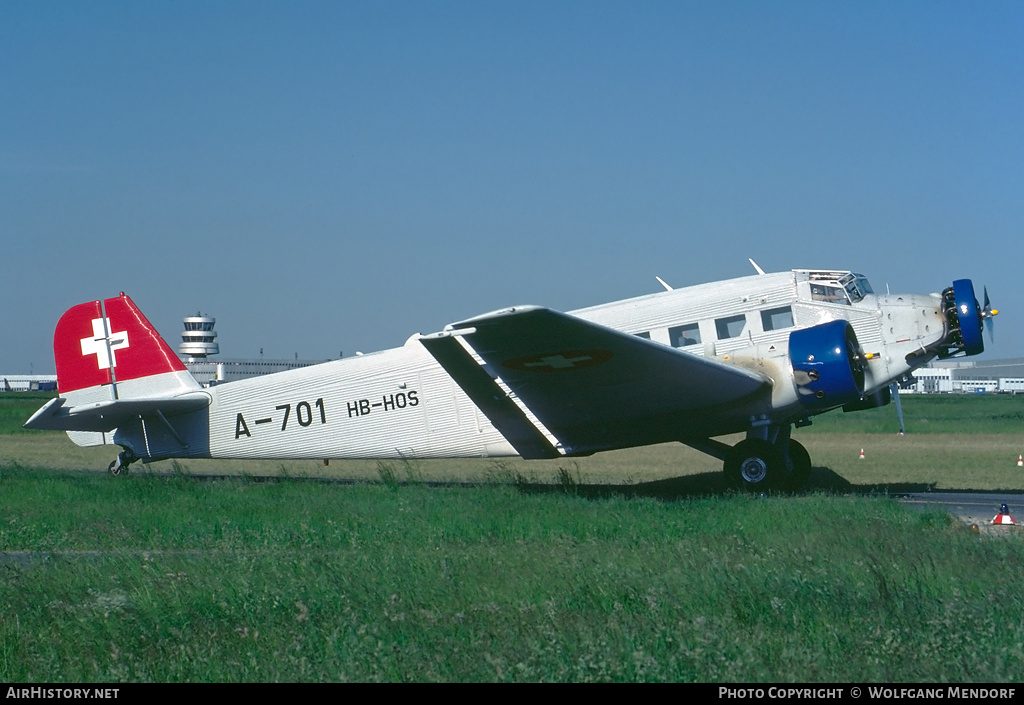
[811,285,849,305]
[761,306,794,331]
[715,315,746,340]
[634,331,651,340]
[669,323,701,347]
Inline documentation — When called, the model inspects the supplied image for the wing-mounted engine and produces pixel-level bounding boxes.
[789,320,866,411]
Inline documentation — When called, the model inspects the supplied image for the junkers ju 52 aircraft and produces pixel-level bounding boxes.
[26,265,996,491]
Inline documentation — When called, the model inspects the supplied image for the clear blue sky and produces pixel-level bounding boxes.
[3,1,1022,373]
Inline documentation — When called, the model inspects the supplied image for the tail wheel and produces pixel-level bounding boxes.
[108,450,136,476]
[725,439,784,492]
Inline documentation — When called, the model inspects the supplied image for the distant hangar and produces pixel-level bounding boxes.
[903,358,1024,394]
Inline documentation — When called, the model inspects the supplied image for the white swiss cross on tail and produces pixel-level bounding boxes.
[80,317,129,370]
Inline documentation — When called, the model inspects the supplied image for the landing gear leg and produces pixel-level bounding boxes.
[108,448,139,476]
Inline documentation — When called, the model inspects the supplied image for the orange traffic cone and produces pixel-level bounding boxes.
[1017,455,1022,467]
[859,448,865,460]
[992,503,1018,526]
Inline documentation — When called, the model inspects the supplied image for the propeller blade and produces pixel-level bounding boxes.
[982,286,998,343]
[890,383,906,435]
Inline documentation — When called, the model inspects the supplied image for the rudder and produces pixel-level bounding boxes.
[54,293,199,399]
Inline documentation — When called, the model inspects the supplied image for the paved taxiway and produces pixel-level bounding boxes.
[897,491,1024,526]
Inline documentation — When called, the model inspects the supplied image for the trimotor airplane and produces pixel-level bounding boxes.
[25,265,996,491]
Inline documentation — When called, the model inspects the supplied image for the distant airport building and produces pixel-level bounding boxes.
[182,358,324,386]
[1,375,57,392]
[177,312,329,386]
[906,358,1024,394]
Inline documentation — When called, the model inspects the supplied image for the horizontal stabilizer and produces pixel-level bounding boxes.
[24,393,210,433]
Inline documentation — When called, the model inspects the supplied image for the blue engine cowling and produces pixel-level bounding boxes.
[790,320,866,410]
[951,279,984,356]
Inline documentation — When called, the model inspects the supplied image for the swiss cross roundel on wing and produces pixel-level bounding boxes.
[502,349,613,373]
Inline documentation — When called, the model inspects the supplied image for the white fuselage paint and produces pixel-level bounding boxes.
[204,338,516,460]
[109,270,950,462]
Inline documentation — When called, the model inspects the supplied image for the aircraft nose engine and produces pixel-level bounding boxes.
[942,279,995,357]
[789,320,866,410]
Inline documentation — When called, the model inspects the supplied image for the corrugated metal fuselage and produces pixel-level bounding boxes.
[109,270,950,462]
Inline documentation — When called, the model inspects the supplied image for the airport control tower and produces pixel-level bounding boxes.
[178,313,219,360]
[176,311,318,386]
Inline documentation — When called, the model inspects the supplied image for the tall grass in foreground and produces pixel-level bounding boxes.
[1,467,1022,682]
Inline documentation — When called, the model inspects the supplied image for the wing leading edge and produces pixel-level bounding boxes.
[421,306,772,456]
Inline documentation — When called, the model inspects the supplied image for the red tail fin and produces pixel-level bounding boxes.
[54,293,187,394]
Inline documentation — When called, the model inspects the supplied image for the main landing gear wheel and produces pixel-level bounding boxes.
[725,439,784,492]
[785,439,812,492]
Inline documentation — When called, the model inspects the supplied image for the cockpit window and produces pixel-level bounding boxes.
[805,270,874,305]
[811,284,850,305]
[839,273,873,303]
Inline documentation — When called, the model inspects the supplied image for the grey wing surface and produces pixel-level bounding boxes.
[421,306,771,456]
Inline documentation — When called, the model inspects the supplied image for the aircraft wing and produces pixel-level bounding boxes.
[420,306,772,457]
[24,393,211,433]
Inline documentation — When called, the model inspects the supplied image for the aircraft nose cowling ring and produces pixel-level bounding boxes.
[941,279,985,357]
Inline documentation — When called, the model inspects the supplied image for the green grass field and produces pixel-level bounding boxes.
[1,392,1023,682]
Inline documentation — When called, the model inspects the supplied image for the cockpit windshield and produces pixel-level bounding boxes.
[807,271,873,305]
[839,273,872,303]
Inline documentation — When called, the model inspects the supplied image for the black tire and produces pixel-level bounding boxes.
[724,439,784,492]
[108,459,121,476]
[785,439,812,491]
